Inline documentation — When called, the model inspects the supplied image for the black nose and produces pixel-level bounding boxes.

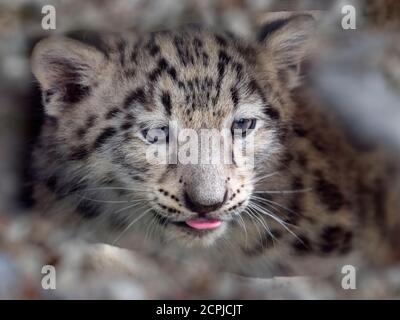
[184,191,227,214]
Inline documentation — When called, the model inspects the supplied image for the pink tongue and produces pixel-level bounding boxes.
[185,218,222,230]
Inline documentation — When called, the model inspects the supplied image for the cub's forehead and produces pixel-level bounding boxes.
[125,27,256,71]
[104,28,266,125]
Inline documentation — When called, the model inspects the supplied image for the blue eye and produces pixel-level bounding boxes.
[142,126,169,144]
[232,118,256,137]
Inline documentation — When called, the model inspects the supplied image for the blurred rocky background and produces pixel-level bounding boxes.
[1,0,400,299]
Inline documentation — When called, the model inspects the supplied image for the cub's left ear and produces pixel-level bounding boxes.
[257,12,317,89]
[31,36,106,116]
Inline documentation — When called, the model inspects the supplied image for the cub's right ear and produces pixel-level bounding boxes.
[31,37,106,116]
[256,12,317,90]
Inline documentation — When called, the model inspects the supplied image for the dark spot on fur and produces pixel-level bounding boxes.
[123,88,146,109]
[149,68,162,82]
[232,62,243,80]
[46,175,58,192]
[174,36,194,67]
[149,44,160,56]
[76,200,101,218]
[130,50,138,64]
[312,139,327,153]
[321,226,344,242]
[286,194,303,225]
[62,83,91,104]
[178,81,185,90]
[211,50,231,106]
[144,35,159,56]
[319,242,338,254]
[264,105,280,120]
[76,127,87,138]
[193,37,203,48]
[125,113,135,121]
[315,171,345,212]
[85,115,96,128]
[94,127,117,149]
[167,66,177,81]
[292,235,312,254]
[161,91,172,115]
[158,57,169,71]
[297,153,308,168]
[280,152,294,169]
[257,18,291,42]
[230,87,239,108]
[292,176,304,190]
[293,124,307,137]
[202,52,209,66]
[218,50,230,67]
[215,34,227,47]
[117,39,127,66]
[247,79,266,102]
[120,122,133,131]
[124,68,136,78]
[318,226,353,254]
[105,108,121,120]
[69,145,89,160]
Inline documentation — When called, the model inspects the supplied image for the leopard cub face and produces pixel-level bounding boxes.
[31,16,315,247]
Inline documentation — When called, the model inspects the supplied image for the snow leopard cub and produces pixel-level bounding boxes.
[30,14,400,276]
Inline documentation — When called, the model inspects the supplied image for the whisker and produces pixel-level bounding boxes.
[243,210,263,244]
[114,201,147,214]
[82,186,149,193]
[251,195,301,218]
[145,214,158,242]
[234,210,248,246]
[253,188,313,195]
[246,206,276,242]
[76,195,146,204]
[113,207,152,244]
[249,202,284,224]
[252,171,280,183]
[248,202,302,244]
[149,215,161,241]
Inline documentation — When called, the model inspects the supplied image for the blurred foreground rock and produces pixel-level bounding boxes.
[1,213,400,299]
